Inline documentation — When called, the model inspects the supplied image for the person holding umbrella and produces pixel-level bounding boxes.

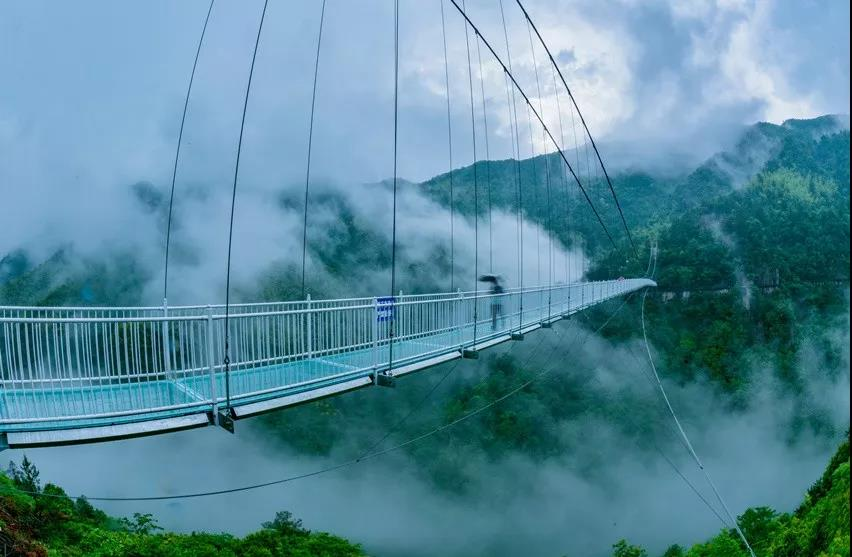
[479,274,505,331]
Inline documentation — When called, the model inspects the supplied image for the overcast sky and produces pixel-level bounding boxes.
[0,0,849,259]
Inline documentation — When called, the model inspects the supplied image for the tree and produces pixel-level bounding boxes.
[262,510,309,538]
[612,539,648,557]
[119,512,163,535]
[7,455,41,493]
[662,545,685,557]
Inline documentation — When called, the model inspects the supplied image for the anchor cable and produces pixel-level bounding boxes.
[639,288,756,556]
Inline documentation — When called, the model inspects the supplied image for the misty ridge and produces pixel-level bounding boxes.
[1,110,849,557]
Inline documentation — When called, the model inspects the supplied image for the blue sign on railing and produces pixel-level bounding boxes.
[376,296,395,322]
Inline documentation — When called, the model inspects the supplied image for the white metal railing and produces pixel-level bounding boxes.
[0,279,654,428]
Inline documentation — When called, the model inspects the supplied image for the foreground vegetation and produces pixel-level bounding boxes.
[0,457,364,556]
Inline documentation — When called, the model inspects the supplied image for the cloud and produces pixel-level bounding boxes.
[8,310,849,557]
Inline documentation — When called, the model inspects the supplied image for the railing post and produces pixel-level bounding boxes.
[205,305,218,423]
[371,297,379,378]
[306,293,313,359]
[161,298,172,379]
[456,288,463,350]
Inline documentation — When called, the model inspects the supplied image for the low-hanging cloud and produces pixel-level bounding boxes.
[9,306,849,557]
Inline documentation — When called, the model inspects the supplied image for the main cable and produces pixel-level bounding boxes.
[223,0,270,411]
[512,0,636,257]
[300,0,329,300]
[447,0,619,253]
[163,0,216,303]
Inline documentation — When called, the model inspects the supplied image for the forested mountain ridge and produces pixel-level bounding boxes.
[1,115,847,307]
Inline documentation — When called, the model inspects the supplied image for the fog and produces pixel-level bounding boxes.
[2,2,850,555]
[7,308,849,556]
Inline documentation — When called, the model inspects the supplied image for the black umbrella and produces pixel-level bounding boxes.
[478,274,499,283]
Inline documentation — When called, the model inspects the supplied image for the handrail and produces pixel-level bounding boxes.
[0,279,654,430]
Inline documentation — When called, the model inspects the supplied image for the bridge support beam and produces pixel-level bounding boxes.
[376,372,396,388]
[510,332,525,341]
[541,321,553,329]
[217,408,235,433]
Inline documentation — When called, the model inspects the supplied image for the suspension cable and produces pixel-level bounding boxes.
[551,61,570,285]
[387,0,400,371]
[300,0,329,300]
[583,109,593,275]
[439,0,455,292]
[524,104,541,291]
[475,36,494,273]
[163,0,216,304]
[461,0,480,347]
[525,17,553,318]
[512,0,636,257]
[448,0,619,252]
[567,81,583,278]
[498,0,524,331]
[223,0,270,412]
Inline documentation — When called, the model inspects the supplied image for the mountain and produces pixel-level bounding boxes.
[610,434,850,557]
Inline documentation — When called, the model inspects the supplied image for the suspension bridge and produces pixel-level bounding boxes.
[0,279,652,449]
[1,1,654,449]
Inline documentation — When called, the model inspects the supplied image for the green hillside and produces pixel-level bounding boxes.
[609,434,850,557]
[0,457,364,556]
